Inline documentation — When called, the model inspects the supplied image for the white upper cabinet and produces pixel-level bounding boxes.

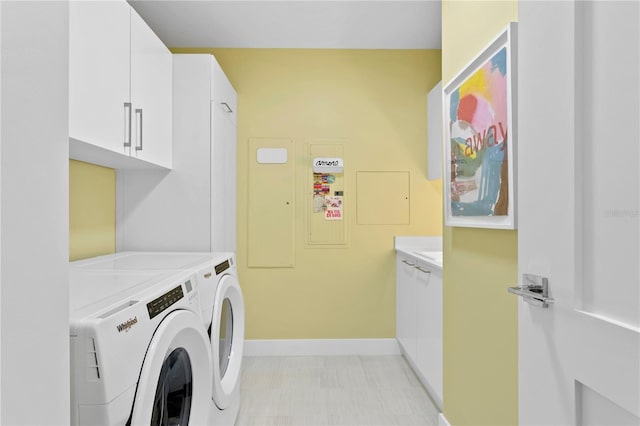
[69,0,172,170]
[129,8,172,168]
[69,1,130,157]
[427,81,442,180]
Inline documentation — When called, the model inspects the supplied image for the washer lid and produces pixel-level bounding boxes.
[69,269,172,315]
[69,268,196,321]
[71,252,216,271]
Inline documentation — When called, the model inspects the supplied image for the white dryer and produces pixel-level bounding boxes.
[69,268,212,425]
[72,251,246,426]
[193,253,244,426]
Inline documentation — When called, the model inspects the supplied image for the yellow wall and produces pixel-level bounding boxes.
[69,160,115,261]
[442,2,518,425]
[174,48,442,338]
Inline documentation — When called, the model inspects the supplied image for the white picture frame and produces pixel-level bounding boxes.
[443,22,517,229]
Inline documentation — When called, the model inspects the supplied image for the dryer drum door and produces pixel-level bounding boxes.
[211,274,245,409]
[129,310,212,426]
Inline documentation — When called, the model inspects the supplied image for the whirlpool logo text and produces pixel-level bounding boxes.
[116,317,138,333]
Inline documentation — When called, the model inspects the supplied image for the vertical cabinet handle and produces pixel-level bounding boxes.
[135,108,143,152]
[123,102,132,148]
[221,102,233,113]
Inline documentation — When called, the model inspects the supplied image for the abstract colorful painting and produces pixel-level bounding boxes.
[444,23,517,229]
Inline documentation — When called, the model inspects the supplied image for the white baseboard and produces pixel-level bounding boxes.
[243,338,401,357]
[438,413,451,426]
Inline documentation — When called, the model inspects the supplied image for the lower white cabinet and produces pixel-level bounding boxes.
[117,54,236,251]
[396,256,417,357]
[396,252,443,409]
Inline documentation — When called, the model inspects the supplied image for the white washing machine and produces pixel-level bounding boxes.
[69,267,212,425]
[72,252,245,426]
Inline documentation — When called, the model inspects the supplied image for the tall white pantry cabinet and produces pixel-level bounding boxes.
[1,2,70,424]
[117,54,238,252]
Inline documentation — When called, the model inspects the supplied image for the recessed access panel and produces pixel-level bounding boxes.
[356,171,410,225]
[247,138,295,267]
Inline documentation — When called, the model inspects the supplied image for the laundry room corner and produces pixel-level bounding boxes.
[172,48,443,347]
[69,160,116,261]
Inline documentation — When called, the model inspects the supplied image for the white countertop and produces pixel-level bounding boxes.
[395,236,443,270]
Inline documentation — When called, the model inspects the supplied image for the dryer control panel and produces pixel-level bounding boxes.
[215,259,232,275]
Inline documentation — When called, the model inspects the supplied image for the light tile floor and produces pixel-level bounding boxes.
[236,355,440,426]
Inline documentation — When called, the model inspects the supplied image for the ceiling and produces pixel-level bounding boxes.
[129,1,442,50]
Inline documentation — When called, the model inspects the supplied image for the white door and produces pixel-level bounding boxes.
[517,1,639,425]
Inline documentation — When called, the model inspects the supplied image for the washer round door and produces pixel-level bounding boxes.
[129,310,212,426]
[211,274,245,409]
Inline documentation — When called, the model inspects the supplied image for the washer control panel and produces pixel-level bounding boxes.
[147,285,184,319]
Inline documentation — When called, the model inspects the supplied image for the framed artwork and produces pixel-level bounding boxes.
[443,23,517,229]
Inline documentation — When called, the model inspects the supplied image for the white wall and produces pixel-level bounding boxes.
[0,2,3,418]
[0,2,70,424]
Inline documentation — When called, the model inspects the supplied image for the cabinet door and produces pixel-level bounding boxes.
[425,270,443,405]
[396,255,417,358]
[69,0,130,154]
[211,103,237,252]
[210,57,237,251]
[211,57,237,125]
[415,265,443,405]
[415,266,430,378]
[130,7,172,168]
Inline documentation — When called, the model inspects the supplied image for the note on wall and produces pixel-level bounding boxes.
[325,196,343,220]
[307,141,347,246]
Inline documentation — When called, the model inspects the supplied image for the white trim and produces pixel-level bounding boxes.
[443,22,518,230]
[438,413,451,426]
[243,338,401,357]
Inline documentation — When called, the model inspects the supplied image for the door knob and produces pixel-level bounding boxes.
[508,273,554,308]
